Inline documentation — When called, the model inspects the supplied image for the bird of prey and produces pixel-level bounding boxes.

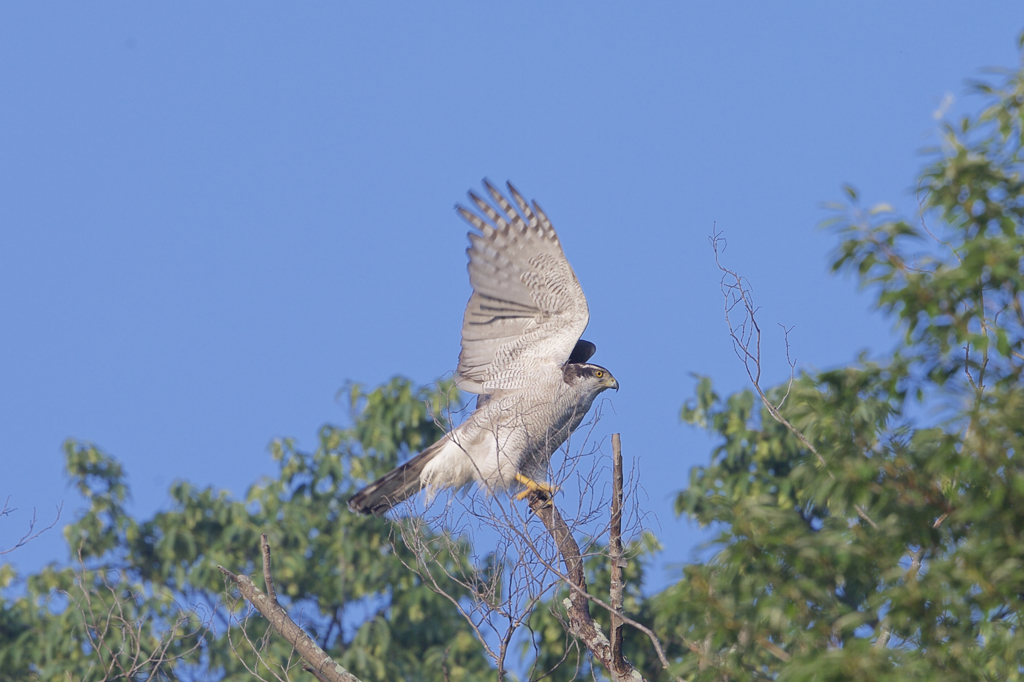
[348,181,618,516]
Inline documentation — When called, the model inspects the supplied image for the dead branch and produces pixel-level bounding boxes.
[710,232,879,531]
[527,493,613,668]
[392,516,510,669]
[608,433,627,676]
[63,546,209,680]
[397,401,638,681]
[503,507,671,670]
[524,435,680,682]
[394,395,672,681]
[219,534,361,682]
[0,498,63,556]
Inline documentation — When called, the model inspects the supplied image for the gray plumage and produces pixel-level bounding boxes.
[348,181,618,516]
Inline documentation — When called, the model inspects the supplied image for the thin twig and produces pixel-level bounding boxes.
[525,466,686,682]
[711,232,879,531]
[507,497,673,673]
[0,501,63,556]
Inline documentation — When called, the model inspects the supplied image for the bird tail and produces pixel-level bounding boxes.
[347,438,447,516]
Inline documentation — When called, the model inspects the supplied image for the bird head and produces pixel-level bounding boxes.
[566,363,619,394]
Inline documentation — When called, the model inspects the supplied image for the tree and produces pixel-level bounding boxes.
[660,40,1024,681]
[2,375,653,681]
[1,378,493,681]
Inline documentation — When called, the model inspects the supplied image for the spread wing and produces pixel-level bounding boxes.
[455,180,589,394]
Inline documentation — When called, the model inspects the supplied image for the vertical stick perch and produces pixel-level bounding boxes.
[528,432,671,682]
[609,433,627,675]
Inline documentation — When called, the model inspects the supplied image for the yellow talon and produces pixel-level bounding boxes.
[514,473,558,501]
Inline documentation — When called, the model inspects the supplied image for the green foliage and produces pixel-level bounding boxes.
[1,377,493,681]
[663,43,1024,681]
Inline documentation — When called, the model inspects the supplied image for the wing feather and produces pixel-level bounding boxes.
[455,181,589,394]
[506,183,529,214]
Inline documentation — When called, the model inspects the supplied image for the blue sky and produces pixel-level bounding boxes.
[2,3,1022,588]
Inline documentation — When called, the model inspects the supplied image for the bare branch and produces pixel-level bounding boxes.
[61,545,210,680]
[527,492,620,674]
[525,471,681,682]
[219,534,362,682]
[392,518,504,666]
[608,434,627,676]
[400,394,671,681]
[0,499,63,556]
[711,232,879,531]
[261,534,278,603]
[504,503,669,665]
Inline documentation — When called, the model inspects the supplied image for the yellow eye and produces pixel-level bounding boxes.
[595,370,604,378]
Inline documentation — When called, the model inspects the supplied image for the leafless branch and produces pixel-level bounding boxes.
[219,534,362,682]
[526,483,676,682]
[502,504,669,667]
[608,433,626,676]
[710,232,879,531]
[62,546,209,680]
[222,596,293,682]
[398,400,623,676]
[394,390,673,680]
[0,498,63,556]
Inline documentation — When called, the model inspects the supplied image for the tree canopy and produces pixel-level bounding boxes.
[1,379,492,681]
[665,44,1024,681]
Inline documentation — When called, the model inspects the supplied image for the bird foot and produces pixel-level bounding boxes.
[514,474,558,503]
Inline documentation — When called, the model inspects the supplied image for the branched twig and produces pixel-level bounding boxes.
[219,534,362,682]
[711,232,879,531]
[397,393,671,681]
[525,436,683,682]
[63,546,209,680]
[399,398,645,681]
[0,499,63,555]
[392,519,505,666]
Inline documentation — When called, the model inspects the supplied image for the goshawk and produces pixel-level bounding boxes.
[348,181,618,516]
